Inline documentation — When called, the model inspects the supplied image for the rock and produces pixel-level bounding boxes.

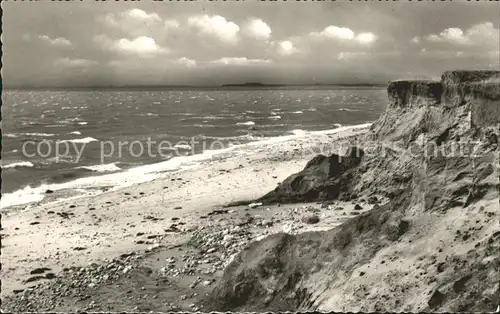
[30,267,52,275]
[173,206,182,210]
[428,289,445,307]
[354,204,363,210]
[45,189,54,194]
[436,262,445,273]
[334,207,344,211]
[301,215,320,224]
[203,280,212,286]
[29,222,40,225]
[45,273,56,279]
[256,147,364,204]
[24,276,45,283]
[367,196,379,204]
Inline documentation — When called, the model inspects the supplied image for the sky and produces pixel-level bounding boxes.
[2,1,499,87]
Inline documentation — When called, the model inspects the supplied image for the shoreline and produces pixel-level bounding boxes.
[0,123,371,212]
[1,124,370,297]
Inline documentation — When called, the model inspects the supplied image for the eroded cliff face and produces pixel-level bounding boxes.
[371,70,500,144]
[206,71,500,312]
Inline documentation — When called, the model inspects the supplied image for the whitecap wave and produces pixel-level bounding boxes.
[3,161,35,169]
[174,144,192,150]
[0,185,45,209]
[22,132,55,137]
[0,123,372,211]
[292,111,304,114]
[268,115,282,120]
[62,137,98,144]
[78,122,88,125]
[80,163,121,172]
[236,121,256,126]
[68,131,82,135]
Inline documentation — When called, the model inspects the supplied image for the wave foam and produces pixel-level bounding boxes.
[62,137,98,144]
[0,123,372,211]
[3,161,35,169]
[80,163,121,172]
[236,121,256,126]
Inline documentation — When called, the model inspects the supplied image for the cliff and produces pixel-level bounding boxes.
[370,70,499,145]
[207,71,500,312]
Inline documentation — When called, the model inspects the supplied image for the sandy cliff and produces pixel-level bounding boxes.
[207,71,500,312]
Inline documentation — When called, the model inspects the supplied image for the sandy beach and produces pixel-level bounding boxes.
[1,124,371,297]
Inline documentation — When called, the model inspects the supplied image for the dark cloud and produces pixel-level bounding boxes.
[3,2,499,87]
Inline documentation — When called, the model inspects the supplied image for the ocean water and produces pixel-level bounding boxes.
[1,87,387,209]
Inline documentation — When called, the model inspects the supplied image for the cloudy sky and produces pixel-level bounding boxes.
[3,1,499,87]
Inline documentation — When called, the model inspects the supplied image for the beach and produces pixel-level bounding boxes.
[1,124,371,298]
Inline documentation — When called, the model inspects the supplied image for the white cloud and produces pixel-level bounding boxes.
[244,19,272,40]
[337,52,369,61]
[95,35,167,56]
[211,57,272,66]
[165,19,181,29]
[188,15,240,43]
[176,57,197,68]
[104,9,161,26]
[411,36,420,44]
[115,37,166,55]
[425,22,499,46]
[101,9,163,37]
[355,32,377,45]
[311,26,355,40]
[53,58,96,67]
[278,40,298,55]
[39,35,72,47]
[126,8,161,22]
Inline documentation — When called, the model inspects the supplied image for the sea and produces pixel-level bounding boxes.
[1,86,387,210]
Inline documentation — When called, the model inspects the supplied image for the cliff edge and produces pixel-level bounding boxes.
[206,71,500,312]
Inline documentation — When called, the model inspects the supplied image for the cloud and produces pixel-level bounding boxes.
[187,15,240,43]
[337,52,369,61]
[104,8,161,26]
[210,57,272,66]
[39,35,72,47]
[53,58,97,67]
[95,34,167,56]
[101,9,164,37]
[425,22,499,46]
[354,32,377,45]
[244,19,272,40]
[310,26,378,46]
[311,26,354,40]
[165,19,181,29]
[277,40,298,55]
[176,57,197,68]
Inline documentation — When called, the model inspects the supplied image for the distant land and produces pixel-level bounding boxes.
[4,82,388,91]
